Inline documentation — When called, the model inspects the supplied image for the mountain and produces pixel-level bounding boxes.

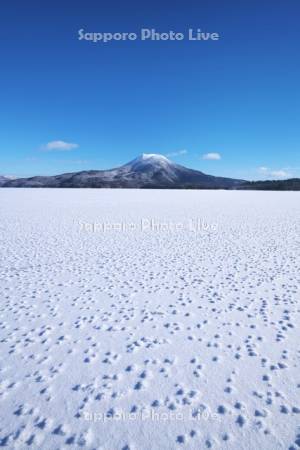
[3,154,300,190]
[2,154,245,189]
[0,176,11,186]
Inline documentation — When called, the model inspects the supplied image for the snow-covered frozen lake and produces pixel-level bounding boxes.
[1,189,300,450]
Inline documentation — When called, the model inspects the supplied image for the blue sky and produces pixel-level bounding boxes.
[0,0,300,179]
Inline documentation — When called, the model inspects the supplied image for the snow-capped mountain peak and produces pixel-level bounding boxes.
[128,153,172,168]
[138,153,171,162]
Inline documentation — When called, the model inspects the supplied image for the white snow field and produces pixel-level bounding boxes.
[0,189,300,450]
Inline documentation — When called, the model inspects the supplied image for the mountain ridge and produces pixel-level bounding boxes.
[2,154,300,190]
[1,153,245,189]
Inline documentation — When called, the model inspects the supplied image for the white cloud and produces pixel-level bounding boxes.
[257,167,291,179]
[4,175,18,180]
[258,166,269,173]
[270,170,290,178]
[166,149,188,157]
[202,152,221,160]
[42,140,79,151]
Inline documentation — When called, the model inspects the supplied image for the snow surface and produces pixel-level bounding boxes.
[0,188,300,450]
